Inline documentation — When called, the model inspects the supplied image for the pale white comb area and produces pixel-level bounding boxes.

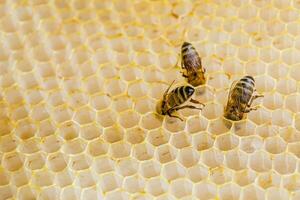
[0,0,299,199]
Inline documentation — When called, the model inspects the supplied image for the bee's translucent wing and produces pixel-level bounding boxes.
[163,80,175,99]
[226,80,238,107]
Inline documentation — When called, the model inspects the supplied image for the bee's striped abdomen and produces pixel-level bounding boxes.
[233,76,255,105]
[224,75,257,121]
[181,42,202,71]
[180,42,206,87]
[168,86,195,108]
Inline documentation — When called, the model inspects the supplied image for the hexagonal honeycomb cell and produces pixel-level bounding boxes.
[0,0,300,199]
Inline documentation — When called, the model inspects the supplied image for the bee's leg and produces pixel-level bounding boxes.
[174,105,203,111]
[178,54,189,78]
[190,98,205,107]
[181,72,188,78]
[167,110,184,121]
[244,106,259,113]
[247,94,264,107]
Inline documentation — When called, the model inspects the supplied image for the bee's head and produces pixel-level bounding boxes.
[182,41,192,49]
[185,86,195,97]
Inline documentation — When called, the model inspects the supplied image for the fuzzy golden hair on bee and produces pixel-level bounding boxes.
[180,42,206,87]
[224,75,264,121]
[156,80,205,121]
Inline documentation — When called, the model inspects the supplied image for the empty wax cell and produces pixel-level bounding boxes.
[118,110,140,129]
[0,135,17,152]
[61,186,80,200]
[73,107,95,125]
[257,171,281,189]
[225,149,248,171]
[209,167,232,185]
[39,186,61,200]
[47,152,68,172]
[171,132,191,149]
[104,189,130,200]
[17,185,37,200]
[125,127,146,144]
[187,164,208,183]
[219,183,241,200]
[11,169,30,187]
[271,109,293,127]
[113,95,133,112]
[216,134,239,151]
[147,129,170,147]
[103,125,124,143]
[264,137,287,154]
[105,79,127,97]
[116,158,138,177]
[0,170,10,186]
[88,139,108,157]
[233,120,256,137]
[285,94,300,113]
[110,142,131,159]
[62,138,87,155]
[15,118,37,140]
[123,175,145,194]
[263,92,284,110]
[155,144,177,164]
[248,108,272,125]
[145,177,168,197]
[194,181,217,200]
[26,152,45,170]
[76,170,96,188]
[3,152,24,171]
[208,118,231,136]
[170,179,193,199]
[70,155,91,171]
[59,121,80,140]
[201,148,224,168]
[288,142,300,158]
[282,174,300,191]
[255,124,278,138]
[133,143,154,161]
[250,151,272,172]
[139,160,161,179]
[140,113,162,130]
[266,187,289,200]
[242,184,265,200]
[234,169,256,187]
[177,147,200,168]
[162,161,185,181]
[93,156,114,175]
[201,103,223,120]
[32,170,54,187]
[273,153,297,175]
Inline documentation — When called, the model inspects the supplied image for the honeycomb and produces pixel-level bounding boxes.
[1,0,300,199]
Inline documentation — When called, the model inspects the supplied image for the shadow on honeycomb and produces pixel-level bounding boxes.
[0,0,300,200]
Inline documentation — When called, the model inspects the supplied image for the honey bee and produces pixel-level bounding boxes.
[180,42,206,87]
[224,75,264,121]
[156,80,204,121]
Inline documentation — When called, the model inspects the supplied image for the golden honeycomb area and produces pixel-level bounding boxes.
[1,0,300,199]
